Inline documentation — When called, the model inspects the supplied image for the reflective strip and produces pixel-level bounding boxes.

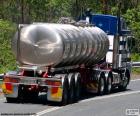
[86,84,92,89]
[90,83,98,89]
[2,83,13,94]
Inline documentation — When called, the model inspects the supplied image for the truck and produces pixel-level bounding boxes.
[2,13,132,105]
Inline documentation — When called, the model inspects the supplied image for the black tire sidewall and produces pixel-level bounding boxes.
[61,77,69,105]
[75,77,81,101]
[106,76,112,94]
[98,77,105,95]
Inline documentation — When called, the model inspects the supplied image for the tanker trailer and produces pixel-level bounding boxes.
[12,23,109,67]
[2,14,131,105]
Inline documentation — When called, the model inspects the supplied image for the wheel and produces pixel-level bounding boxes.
[98,75,105,95]
[26,91,39,102]
[105,75,112,94]
[17,85,29,102]
[6,97,18,103]
[68,73,75,104]
[18,85,39,102]
[61,75,69,106]
[32,91,39,99]
[118,70,130,90]
[74,73,81,102]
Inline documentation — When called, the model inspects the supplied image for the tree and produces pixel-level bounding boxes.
[123,5,140,53]
[0,19,16,72]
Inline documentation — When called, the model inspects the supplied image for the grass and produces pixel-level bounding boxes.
[132,68,140,74]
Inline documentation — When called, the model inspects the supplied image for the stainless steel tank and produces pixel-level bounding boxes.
[12,23,109,67]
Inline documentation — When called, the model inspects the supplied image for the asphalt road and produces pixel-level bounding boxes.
[0,79,140,116]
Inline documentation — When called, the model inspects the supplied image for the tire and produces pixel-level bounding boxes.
[18,86,39,102]
[105,76,112,94]
[61,76,69,106]
[74,73,81,102]
[26,91,39,102]
[118,70,130,90]
[6,97,18,103]
[32,91,39,99]
[18,86,28,102]
[17,85,25,102]
[68,77,75,104]
[98,76,105,95]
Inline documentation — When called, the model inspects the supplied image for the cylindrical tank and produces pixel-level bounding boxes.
[12,23,109,67]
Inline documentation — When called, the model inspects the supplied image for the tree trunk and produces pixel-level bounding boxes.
[102,0,109,14]
[21,0,24,23]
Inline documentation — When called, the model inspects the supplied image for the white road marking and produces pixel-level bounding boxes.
[36,107,62,116]
[0,98,5,101]
[35,90,140,116]
[80,90,140,103]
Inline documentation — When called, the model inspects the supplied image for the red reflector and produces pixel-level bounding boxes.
[4,77,10,82]
[53,81,61,86]
[11,78,19,83]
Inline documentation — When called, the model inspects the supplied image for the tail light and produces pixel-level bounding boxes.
[46,81,61,86]
[4,76,19,83]
[3,76,11,82]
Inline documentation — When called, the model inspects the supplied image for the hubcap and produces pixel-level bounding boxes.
[123,76,128,87]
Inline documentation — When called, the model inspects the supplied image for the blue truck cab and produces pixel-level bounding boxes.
[81,14,130,36]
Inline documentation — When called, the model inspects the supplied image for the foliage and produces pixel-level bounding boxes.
[0,0,140,73]
[123,6,140,53]
[131,53,140,61]
[0,20,16,73]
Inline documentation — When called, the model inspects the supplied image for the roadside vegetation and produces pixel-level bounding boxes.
[131,53,140,74]
[0,20,16,73]
[0,0,140,74]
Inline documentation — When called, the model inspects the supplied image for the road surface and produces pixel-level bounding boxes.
[0,79,140,116]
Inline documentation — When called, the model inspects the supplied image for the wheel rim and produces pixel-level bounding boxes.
[123,76,128,87]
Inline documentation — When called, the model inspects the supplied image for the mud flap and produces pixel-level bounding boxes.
[2,83,19,98]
